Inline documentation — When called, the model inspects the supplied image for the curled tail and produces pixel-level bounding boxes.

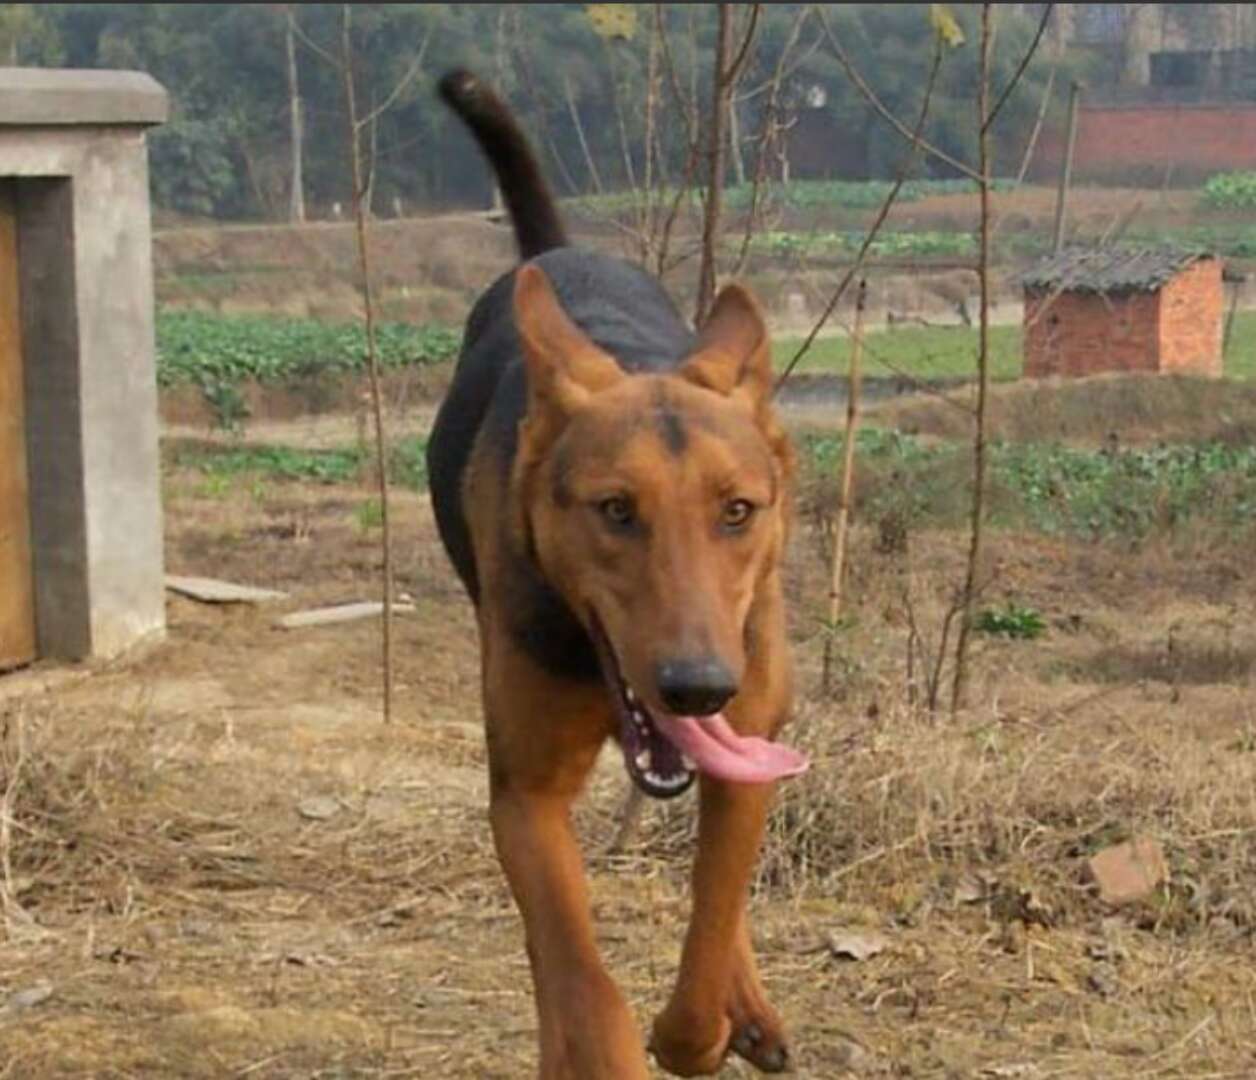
[438,69,567,261]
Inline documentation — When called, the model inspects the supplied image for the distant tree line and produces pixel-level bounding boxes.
[4,4,1066,222]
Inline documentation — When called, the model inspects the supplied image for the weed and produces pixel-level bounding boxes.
[974,603,1047,640]
[355,498,384,531]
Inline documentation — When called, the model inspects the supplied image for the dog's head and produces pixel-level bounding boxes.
[511,265,796,795]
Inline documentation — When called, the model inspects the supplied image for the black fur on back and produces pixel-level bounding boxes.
[427,74,696,681]
[437,69,566,260]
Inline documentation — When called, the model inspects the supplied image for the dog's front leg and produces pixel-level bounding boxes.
[490,779,649,1079]
[483,634,651,1080]
[650,777,790,1075]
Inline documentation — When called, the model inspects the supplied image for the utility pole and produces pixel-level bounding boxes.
[1052,80,1081,254]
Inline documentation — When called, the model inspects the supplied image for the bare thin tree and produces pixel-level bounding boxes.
[695,3,760,324]
[292,6,438,724]
[822,279,867,695]
[949,3,996,714]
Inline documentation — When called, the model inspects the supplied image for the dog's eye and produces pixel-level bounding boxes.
[598,496,635,528]
[722,499,756,531]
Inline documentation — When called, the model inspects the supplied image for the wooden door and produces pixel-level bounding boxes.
[0,182,35,670]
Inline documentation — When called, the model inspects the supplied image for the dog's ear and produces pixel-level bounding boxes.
[515,264,623,439]
[680,284,772,411]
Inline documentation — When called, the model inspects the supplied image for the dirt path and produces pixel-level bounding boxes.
[2,417,1255,1077]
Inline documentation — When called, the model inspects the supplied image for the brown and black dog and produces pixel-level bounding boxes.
[428,70,807,1078]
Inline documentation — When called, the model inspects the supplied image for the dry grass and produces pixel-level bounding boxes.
[874,372,1256,447]
[2,404,1256,1076]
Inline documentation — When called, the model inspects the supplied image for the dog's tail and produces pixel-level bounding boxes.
[438,69,567,261]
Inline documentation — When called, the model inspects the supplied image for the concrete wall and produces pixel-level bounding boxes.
[0,69,168,660]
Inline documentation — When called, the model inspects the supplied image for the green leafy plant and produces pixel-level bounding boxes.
[1201,172,1256,211]
[355,498,385,531]
[198,376,251,433]
[973,603,1047,640]
[169,436,429,491]
[156,312,460,388]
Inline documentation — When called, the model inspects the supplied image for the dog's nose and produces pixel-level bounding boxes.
[656,657,737,716]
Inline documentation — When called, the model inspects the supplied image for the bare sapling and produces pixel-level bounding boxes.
[822,279,867,695]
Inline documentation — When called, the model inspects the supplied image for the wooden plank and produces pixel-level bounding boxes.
[0,182,36,671]
[275,601,415,631]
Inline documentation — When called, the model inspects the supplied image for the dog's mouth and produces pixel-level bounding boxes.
[589,615,809,801]
[592,619,696,800]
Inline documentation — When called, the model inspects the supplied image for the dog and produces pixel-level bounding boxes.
[427,70,808,1078]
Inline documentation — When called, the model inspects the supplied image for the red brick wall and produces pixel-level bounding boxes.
[1035,104,1256,182]
[1023,259,1222,379]
[1024,289,1160,378]
[1158,259,1223,377]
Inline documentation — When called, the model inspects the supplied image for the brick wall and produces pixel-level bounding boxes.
[1159,258,1223,377]
[1024,289,1160,378]
[1024,259,1222,379]
[1034,104,1256,182]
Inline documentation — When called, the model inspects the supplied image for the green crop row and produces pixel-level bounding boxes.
[749,229,977,260]
[169,436,429,490]
[568,178,1014,218]
[156,310,461,388]
[800,430,1256,542]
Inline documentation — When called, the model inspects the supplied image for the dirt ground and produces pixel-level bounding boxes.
[2,394,1256,1077]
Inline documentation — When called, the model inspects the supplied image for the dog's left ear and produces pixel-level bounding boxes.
[680,284,772,412]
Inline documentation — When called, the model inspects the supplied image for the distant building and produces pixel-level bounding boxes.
[1021,249,1223,379]
[1026,4,1256,181]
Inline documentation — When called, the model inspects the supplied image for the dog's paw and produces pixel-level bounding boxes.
[730,1020,792,1073]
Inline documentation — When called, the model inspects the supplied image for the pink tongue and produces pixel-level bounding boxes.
[652,712,809,785]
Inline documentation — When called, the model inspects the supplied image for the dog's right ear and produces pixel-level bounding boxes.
[515,264,623,442]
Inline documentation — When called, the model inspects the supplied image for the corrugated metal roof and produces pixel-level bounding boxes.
[1020,247,1216,293]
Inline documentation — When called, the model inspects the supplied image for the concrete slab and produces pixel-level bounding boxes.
[0,68,167,127]
[275,602,416,631]
[165,575,288,604]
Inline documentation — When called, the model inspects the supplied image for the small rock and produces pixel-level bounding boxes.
[297,796,342,821]
[831,1033,879,1073]
[1085,836,1167,906]
[2,982,53,1015]
[827,929,889,962]
[1087,962,1120,998]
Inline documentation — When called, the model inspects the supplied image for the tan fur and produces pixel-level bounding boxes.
[464,264,796,1077]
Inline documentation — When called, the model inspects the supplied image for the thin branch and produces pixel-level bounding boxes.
[726,3,762,88]
[736,16,821,102]
[340,5,394,725]
[774,40,945,394]
[292,18,340,70]
[950,2,995,716]
[983,2,1054,134]
[359,23,436,129]
[814,5,982,183]
[1014,63,1056,184]
[732,3,810,277]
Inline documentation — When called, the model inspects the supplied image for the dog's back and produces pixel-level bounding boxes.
[426,71,695,604]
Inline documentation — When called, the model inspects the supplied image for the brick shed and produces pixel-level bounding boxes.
[1021,248,1223,379]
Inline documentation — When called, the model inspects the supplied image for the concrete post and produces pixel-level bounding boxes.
[0,68,168,660]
